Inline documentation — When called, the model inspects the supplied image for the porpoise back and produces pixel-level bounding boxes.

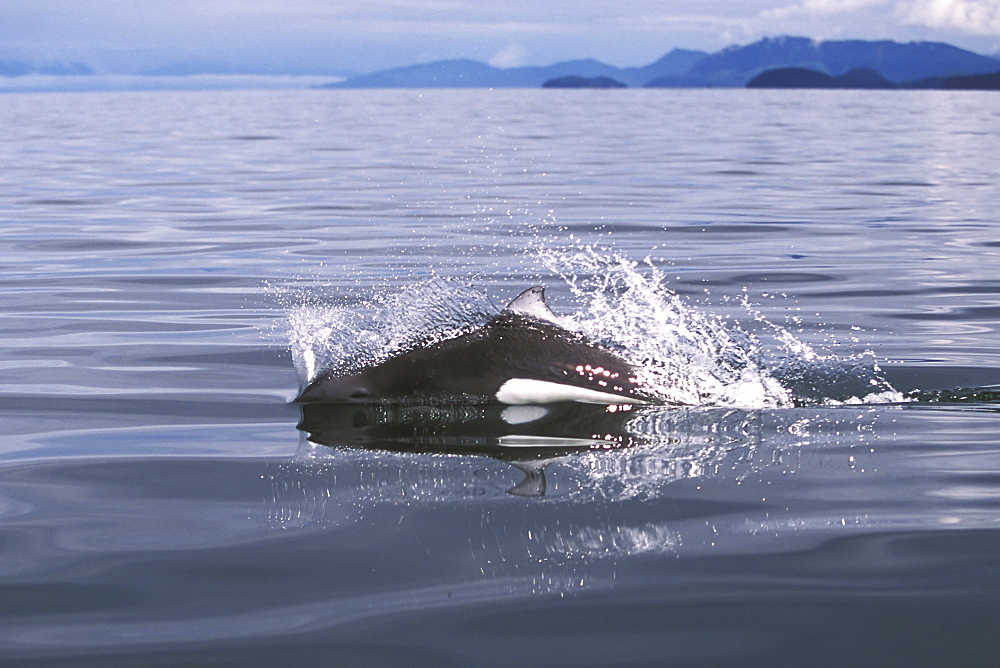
[295,287,652,405]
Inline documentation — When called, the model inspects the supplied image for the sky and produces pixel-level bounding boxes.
[2,0,1000,76]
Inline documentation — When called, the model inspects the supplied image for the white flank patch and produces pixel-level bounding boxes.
[501,405,550,425]
[497,435,611,448]
[495,378,647,405]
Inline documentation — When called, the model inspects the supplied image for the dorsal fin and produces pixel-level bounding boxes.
[504,286,560,324]
[506,462,547,497]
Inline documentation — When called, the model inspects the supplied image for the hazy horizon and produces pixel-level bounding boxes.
[2,1,999,78]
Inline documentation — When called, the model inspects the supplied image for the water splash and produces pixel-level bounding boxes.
[535,245,905,407]
[276,277,497,389]
[275,245,901,407]
[535,247,794,407]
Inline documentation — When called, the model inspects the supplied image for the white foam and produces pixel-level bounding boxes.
[535,246,800,409]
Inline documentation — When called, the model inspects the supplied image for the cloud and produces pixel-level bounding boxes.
[761,0,889,21]
[2,0,999,74]
[488,44,529,68]
[761,0,1000,36]
[898,0,1000,35]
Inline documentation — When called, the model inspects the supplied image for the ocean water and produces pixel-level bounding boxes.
[1,88,999,666]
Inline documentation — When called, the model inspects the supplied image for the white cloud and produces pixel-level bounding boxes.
[761,0,889,21]
[488,44,529,68]
[897,0,1000,35]
[2,0,999,73]
[762,0,1000,37]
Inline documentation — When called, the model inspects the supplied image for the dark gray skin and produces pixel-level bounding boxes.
[296,401,645,495]
[295,312,653,404]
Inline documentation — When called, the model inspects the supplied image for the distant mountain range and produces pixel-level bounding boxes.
[322,36,1000,89]
[5,36,999,92]
[321,49,706,88]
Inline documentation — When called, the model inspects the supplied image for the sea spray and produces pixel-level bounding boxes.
[277,278,496,389]
[275,245,900,407]
[729,290,902,405]
[535,246,794,408]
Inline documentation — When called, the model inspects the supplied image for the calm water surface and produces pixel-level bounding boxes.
[1,89,999,666]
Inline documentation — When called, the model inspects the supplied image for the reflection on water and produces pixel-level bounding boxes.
[277,402,883,592]
[3,88,999,662]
